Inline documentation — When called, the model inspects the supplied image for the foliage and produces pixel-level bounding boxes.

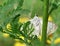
[0,0,60,46]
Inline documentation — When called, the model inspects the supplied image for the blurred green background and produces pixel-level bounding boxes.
[0,0,60,46]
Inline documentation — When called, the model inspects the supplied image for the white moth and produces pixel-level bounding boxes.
[30,16,57,36]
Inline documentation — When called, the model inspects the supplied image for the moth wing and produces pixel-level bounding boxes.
[30,16,42,36]
[47,21,57,35]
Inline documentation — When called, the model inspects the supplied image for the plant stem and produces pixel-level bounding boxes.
[41,0,49,46]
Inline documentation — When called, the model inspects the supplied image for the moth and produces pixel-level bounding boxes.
[30,16,57,36]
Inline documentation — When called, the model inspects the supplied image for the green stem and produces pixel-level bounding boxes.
[41,0,49,46]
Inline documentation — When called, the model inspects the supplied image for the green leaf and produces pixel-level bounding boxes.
[0,0,29,29]
[31,36,41,46]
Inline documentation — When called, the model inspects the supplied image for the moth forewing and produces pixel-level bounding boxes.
[30,16,42,36]
[47,21,58,36]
